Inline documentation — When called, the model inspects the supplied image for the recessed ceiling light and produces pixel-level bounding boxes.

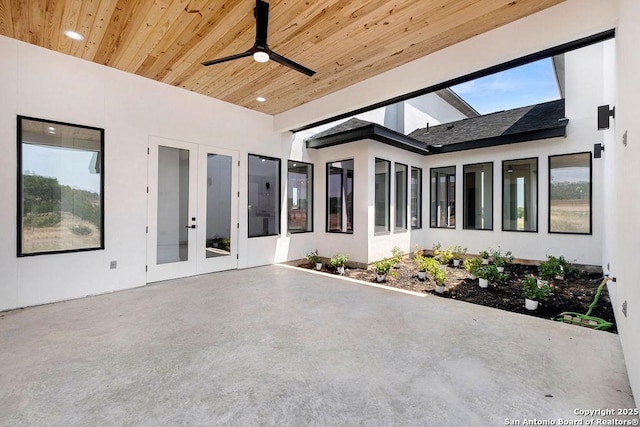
[256,96,266,103]
[47,126,56,134]
[64,30,84,41]
[252,51,269,63]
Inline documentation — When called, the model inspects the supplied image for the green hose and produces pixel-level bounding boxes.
[556,277,613,331]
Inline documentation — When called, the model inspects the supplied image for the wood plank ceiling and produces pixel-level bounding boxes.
[0,0,565,115]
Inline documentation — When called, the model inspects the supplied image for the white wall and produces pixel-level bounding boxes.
[0,35,290,311]
[608,0,640,406]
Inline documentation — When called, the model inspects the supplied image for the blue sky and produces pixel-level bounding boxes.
[451,58,561,115]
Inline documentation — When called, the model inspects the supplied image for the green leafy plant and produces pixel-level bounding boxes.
[433,243,453,265]
[479,250,490,259]
[372,258,395,275]
[463,257,483,276]
[452,245,467,260]
[478,264,507,283]
[491,247,513,267]
[391,246,403,264]
[414,254,428,272]
[423,256,447,286]
[329,253,349,269]
[71,224,92,235]
[305,250,320,264]
[539,255,567,280]
[522,276,552,301]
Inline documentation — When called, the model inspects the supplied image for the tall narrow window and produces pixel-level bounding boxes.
[549,153,591,234]
[463,163,493,230]
[18,116,104,256]
[503,158,537,232]
[326,159,354,233]
[374,159,390,233]
[410,167,422,229]
[248,154,280,237]
[430,166,456,228]
[395,163,408,231]
[287,161,313,233]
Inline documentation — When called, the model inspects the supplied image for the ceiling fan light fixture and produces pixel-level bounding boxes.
[253,51,269,63]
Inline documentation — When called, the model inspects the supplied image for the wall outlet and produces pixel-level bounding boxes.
[110,261,117,269]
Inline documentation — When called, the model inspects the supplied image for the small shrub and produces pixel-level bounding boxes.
[372,258,395,275]
[479,250,490,259]
[539,255,568,280]
[305,250,319,264]
[478,264,508,283]
[463,257,483,276]
[491,247,513,267]
[329,253,349,269]
[452,245,467,260]
[433,243,453,265]
[23,212,62,228]
[522,276,552,301]
[391,246,403,264]
[423,256,447,286]
[414,254,428,272]
[71,224,92,235]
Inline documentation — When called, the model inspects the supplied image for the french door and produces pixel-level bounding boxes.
[147,136,238,283]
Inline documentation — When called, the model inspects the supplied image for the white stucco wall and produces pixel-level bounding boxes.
[0,35,291,311]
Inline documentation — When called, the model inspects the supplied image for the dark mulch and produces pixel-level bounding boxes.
[303,256,617,334]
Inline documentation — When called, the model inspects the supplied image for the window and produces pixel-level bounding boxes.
[287,161,313,233]
[463,163,493,230]
[326,159,354,233]
[395,163,408,231]
[430,166,456,228]
[248,154,280,237]
[549,153,591,234]
[410,167,422,229]
[503,158,538,232]
[374,159,390,233]
[18,116,104,256]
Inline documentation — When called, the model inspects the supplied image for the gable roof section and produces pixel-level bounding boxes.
[305,99,567,155]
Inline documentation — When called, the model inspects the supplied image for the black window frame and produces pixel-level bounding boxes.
[410,166,423,230]
[374,158,391,235]
[430,166,456,229]
[548,152,592,235]
[462,162,494,231]
[394,162,408,232]
[326,159,354,234]
[501,157,539,233]
[287,160,314,234]
[247,153,281,238]
[17,115,105,257]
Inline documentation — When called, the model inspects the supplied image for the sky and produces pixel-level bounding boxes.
[451,57,561,115]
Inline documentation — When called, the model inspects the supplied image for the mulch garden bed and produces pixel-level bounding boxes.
[302,256,617,333]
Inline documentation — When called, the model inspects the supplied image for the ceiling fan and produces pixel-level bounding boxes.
[201,0,316,76]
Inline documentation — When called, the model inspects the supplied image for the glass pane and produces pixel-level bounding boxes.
[395,163,407,231]
[410,167,422,229]
[205,154,232,258]
[157,146,189,264]
[430,166,455,228]
[20,117,103,255]
[287,161,313,233]
[463,163,493,230]
[503,158,537,231]
[248,155,280,237]
[549,153,590,233]
[375,159,390,233]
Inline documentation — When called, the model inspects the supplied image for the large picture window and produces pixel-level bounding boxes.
[395,163,408,232]
[248,154,280,237]
[287,161,313,233]
[430,166,455,228]
[18,116,104,256]
[549,153,591,234]
[463,163,493,230]
[410,167,422,229]
[503,158,538,232]
[327,159,354,233]
[374,158,390,233]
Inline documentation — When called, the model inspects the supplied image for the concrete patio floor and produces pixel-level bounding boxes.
[0,265,635,426]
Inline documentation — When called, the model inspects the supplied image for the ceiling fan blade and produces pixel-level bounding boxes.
[269,50,316,76]
[255,0,269,48]
[201,50,252,66]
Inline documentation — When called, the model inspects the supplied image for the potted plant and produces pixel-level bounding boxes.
[522,276,552,310]
[491,247,513,273]
[329,253,349,275]
[539,255,566,284]
[463,257,483,280]
[433,244,453,269]
[427,258,447,293]
[479,250,490,265]
[372,258,394,282]
[414,254,428,280]
[391,246,403,268]
[306,249,322,270]
[452,245,467,267]
[477,264,506,288]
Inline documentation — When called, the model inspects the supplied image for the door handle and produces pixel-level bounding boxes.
[185,225,197,229]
